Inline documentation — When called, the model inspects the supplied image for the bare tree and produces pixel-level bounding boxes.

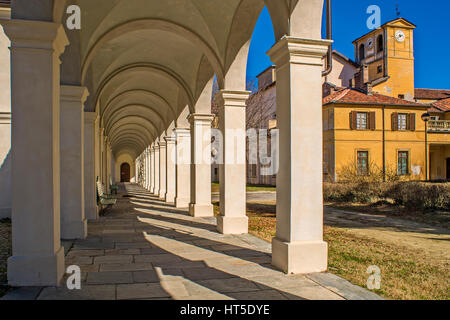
[246,81,276,130]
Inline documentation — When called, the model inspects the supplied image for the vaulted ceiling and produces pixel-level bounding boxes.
[14,0,325,159]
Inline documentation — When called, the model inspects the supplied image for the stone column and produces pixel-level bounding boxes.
[174,128,191,208]
[107,144,112,192]
[2,19,68,286]
[164,136,176,203]
[94,116,100,186]
[59,86,88,240]
[143,149,147,188]
[188,114,214,217]
[100,128,106,187]
[150,145,155,193]
[111,153,116,184]
[146,148,151,190]
[158,140,167,199]
[267,37,331,274]
[216,91,250,234]
[153,144,160,196]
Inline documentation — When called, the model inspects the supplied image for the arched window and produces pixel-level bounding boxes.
[359,44,365,61]
[377,35,384,53]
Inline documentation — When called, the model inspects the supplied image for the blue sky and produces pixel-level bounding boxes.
[247,0,450,90]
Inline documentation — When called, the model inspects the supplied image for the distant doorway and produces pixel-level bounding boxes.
[120,163,131,182]
[447,158,450,180]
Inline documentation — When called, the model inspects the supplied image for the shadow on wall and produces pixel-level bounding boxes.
[0,149,11,218]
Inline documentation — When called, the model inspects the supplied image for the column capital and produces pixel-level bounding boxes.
[214,90,250,108]
[61,85,89,104]
[0,112,11,125]
[1,19,69,57]
[267,36,332,68]
[188,113,215,124]
[174,128,190,136]
[84,111,97,123]
[164,136,176,143]
[158,140,167,148]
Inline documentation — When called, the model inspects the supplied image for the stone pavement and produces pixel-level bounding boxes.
[3,184,381,300]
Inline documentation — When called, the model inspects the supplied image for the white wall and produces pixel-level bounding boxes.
[0,8,11,219]
[324,53,358,88]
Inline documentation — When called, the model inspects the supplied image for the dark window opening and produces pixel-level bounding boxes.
[359,44,365,61]
[377,35,384,53]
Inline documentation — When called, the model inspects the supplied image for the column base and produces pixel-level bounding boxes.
[61,219,87,240]
[165,193,176,204]
[8,246,65,287]
[217,215,248,234]
[85,206,99,221]
[175,198,190,208]
[0,207,11,219]
[158,193,166,201]
[272,238,328,274]
[189,203,214,217]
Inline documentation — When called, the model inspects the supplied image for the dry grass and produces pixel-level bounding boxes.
[218,201,450,300]
[324,225,449,300]
[211,183,276,194]
[326,201,450,229]
[0,218,11,297]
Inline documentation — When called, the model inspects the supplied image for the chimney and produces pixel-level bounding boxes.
[363,64,369,84]
[366,83,373,96]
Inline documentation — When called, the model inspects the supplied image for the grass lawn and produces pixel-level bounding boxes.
[0,218,11,298]
[212,183,276,193]
[214,201,450,300]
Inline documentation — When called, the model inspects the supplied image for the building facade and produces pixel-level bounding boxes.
[245,17,450,184]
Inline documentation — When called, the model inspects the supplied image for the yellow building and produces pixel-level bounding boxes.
[323,88,441,181]
[324,18,450,182]
[353,18,416,101]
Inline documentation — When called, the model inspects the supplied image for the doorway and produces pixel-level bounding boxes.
[120,163,131,182]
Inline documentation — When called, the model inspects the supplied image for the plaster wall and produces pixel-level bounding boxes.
[115,153,135,183]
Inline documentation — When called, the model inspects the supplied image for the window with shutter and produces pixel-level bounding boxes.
[356,112,368,130]
[369,112,376,130]
[409,113,416,131]
[350,111,357,130]
[391,112,398,131]
[398,114,407,130]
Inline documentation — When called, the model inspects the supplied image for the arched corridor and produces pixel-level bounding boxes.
[33,184,375,300]
[1,0,331,287]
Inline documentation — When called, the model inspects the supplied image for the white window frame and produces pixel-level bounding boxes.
[356,112,368,130]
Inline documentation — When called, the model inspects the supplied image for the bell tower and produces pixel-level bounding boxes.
[352,18,416,100]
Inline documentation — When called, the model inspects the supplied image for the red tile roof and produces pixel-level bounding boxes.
[415,88,450,100]
[323,88,427,107]
[429,98,450,113]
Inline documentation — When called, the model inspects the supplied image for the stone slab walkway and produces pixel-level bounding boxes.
[3,184,381,300]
